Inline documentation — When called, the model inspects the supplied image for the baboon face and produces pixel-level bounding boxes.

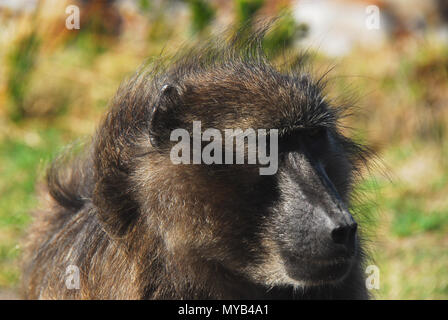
[138,56,364,289]
[22,32,369,300]
[267,127,358,286]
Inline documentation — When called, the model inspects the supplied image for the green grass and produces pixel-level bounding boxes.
[0,128,65,287]
[390,199,448,237]
[363,141,448,299]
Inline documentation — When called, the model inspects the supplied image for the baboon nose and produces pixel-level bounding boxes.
[331,222,357,251]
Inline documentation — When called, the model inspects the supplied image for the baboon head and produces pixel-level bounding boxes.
[94,33,369,293]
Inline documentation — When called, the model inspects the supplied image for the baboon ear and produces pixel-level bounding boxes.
[149,84,182,148]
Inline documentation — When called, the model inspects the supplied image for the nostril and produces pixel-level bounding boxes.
[331,223,357,246]
[331,225,350,245]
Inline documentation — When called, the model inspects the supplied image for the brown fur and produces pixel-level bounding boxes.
[21,32,371,299]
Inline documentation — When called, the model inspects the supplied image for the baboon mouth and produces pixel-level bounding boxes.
[310,257,353,266]
[283,256,354,285]
[311,258,353,283]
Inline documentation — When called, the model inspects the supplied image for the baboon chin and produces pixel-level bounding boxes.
[21,31,371,300]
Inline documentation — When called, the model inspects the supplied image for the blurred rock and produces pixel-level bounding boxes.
[293,0,447,56]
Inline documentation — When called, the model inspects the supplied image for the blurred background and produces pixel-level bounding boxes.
[0,0,447,299]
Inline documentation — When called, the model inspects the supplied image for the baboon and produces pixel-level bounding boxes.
[21,31,371,299]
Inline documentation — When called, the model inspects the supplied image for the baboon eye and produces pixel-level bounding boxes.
[307,127,326,138]
[279,127,327,153]
[305,127,328,155]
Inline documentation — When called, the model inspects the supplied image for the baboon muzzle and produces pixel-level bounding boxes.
[274,151,358,282]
